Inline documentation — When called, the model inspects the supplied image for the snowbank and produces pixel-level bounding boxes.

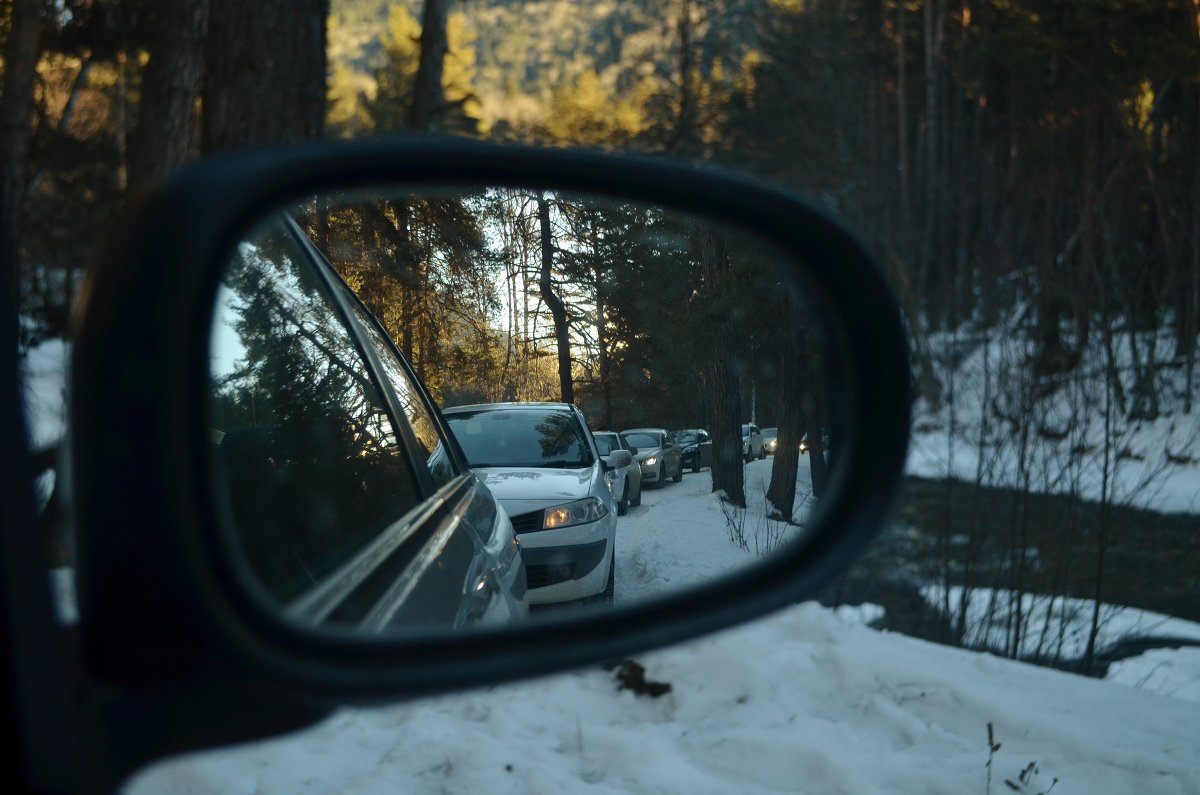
[127,601,1200,794]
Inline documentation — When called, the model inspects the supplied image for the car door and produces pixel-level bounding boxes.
[662,432,682,475]
[619,433,641,496]
[698,431,713,467]
[209,215,525,631]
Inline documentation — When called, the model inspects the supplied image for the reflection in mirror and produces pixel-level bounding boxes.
[207,186,851,636]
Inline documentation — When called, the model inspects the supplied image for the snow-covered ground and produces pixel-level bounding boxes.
[125,461,1200,794]
[126,603,1200,794]
[907,320,1200,514]
[922,585,1200,663]
[20,337,69,451]
[20,338,69,509]
[614,459,811,603]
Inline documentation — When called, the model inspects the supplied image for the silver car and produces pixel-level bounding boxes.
[620,427,683,488]
[593,430,642,514]
[443,403,623,604]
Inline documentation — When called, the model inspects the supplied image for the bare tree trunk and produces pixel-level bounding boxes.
[921,0,944,323]
[26,59,93,199]
[766,322,805,520]
[804,355,830,497]
[114,51,130,192]
[1083,363,1115,675]
[129,0,210,188]
[696,225,744,506]
[203,0,329,153]
[896,2,912,233]
[537,194,573,404]
[1184,84,1200,412]
[0,0,43,299]
[411,0,449,132]
[668,0,695,152]
[591,238,614,427]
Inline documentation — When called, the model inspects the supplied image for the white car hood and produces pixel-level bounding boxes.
[474,466,596,517]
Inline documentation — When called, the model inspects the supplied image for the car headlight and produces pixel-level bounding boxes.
[543,497,609,530]
[498,532,521,572]
[605,469,617,487]
[643,456,658,467]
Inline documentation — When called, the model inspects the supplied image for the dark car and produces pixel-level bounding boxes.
[207,214,530,630]
[762,427,778,455]
[671,428,712,472]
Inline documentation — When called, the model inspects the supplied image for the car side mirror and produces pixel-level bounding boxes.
[69,140,909,779]
[608,449,633,469]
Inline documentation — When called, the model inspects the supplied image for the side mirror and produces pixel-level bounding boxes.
[608,449,634,469]
[70,140,909,779]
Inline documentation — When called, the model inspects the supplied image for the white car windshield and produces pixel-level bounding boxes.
[622,432,661,449]
[446,409,595,469]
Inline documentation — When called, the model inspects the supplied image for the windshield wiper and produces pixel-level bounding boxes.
[539,460,590,469]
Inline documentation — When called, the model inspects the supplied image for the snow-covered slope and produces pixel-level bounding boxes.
[126,599,1199,795]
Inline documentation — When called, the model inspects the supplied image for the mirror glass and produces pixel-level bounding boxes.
[206,185,851,635]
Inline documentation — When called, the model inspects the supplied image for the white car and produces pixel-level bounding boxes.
[742,423,766,461]
[443,403,624,604]
[592,430,642,514]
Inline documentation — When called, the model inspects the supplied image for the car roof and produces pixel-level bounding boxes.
[442,401,577,414]
[621,427,667,434]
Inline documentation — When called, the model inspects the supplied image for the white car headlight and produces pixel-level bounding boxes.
[498,532,521,571]
[643,455,658,467]
[542,497,609,530]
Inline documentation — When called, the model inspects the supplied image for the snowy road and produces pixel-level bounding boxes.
[529,457,812,619]
[614,459,809,604]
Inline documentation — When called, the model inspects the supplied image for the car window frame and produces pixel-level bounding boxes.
[281,216,471,495]
[210,214,501,625]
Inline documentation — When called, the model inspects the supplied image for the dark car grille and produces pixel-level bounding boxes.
[508,510,543,535]
[525,564,562,589]
[523,540,608,589]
